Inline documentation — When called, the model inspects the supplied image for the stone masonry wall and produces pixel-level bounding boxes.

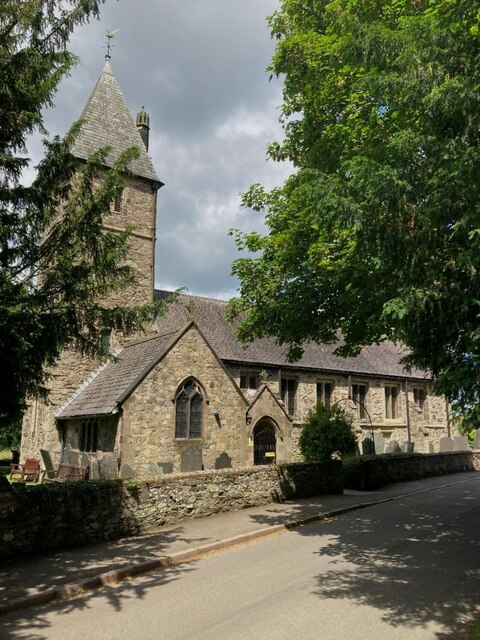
[20,174,157,463]
[121,326,249,477]
[0,461,342,560]
[228,366,454,454]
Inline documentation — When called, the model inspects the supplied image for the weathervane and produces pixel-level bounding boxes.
[104,29,119,61]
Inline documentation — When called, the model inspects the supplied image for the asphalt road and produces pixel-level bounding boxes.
[3,477,480,640]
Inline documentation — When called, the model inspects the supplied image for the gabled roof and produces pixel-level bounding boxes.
[71,62,161,185]
[154,291,429,381]
[246,384,292,421]
[57,330,178,419]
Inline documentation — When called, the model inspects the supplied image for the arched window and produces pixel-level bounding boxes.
[175,379,203,439]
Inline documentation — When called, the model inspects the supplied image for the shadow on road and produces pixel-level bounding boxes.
[0,526,202,640]
[250,482,480,639]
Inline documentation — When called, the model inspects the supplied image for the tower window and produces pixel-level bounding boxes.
[113,189,123,213]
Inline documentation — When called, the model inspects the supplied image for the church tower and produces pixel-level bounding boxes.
[71,61,163,307]
[20,62,163,460]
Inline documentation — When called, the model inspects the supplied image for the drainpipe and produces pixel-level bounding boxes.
[405,380,412,448]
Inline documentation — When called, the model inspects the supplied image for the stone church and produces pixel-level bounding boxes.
[20,62,454,479]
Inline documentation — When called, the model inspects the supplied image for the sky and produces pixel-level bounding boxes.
[30,0,293,300]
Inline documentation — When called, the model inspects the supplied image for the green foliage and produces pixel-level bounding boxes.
[229,0,480,419]
[299,403,357,462]
[0,1,171,428]
[0,414,21,450]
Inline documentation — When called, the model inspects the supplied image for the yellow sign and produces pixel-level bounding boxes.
[248,438,253,447]
[265,452,276,458]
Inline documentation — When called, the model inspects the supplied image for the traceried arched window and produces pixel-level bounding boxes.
[175,379,203,439]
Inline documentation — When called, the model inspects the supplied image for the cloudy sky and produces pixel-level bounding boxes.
[32,0,293,300]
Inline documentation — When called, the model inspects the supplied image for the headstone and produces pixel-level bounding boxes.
[63,449,80,465]
[214,452,232,469]
[148,462,173,476]
[99,455,118,479]
[180,445,203,472]
[428,443,435,453]
[362,437,373,455]
[40,449,56,480]
[79,452,90,467]
[474,429,480,449]
[386,439,401,454]
[373,432,384,455]
[121,464,136,479]
[402,441,415,453]
[439,437,454,452]
[453,436,469,451]
[89,458,100,480]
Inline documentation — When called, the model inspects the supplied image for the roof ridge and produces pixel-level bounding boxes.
[155,289,228,305]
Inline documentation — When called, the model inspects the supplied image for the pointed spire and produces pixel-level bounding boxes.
[71,64,162,186]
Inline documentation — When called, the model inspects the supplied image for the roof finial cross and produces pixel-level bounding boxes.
[105,29,119,61]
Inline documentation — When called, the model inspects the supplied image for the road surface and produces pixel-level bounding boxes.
[3,477,480,640]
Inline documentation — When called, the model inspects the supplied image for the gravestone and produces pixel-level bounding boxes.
[474,429,480,449]
[362,437,373,455]
[453,436,469,451]
[63,449,80,465]
[89,458,100,480]
[402,441,415,453]
[428,443,434,453]
[181,445,203,472]
[386,439,401,454]
[148,462,173,476]
[121,464,136,479]
[99,455,119,479]
[373,432,384,455]
[439,437,454,452]
[214,452,232,469]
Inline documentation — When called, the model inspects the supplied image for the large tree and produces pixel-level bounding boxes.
[230,0,480,415]
[0,1,168,431]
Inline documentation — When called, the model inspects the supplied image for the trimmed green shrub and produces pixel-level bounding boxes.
[300,403,358,462]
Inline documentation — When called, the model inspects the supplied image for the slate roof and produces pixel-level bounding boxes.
[154,291,429,381]
[57,331,177,419]
[70,62,161,184]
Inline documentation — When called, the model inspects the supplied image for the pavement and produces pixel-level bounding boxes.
[1,470,478,617]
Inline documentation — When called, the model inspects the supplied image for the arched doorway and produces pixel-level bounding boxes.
[253,419,277,465]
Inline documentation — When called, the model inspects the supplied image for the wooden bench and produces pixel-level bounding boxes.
[53,463,89,482]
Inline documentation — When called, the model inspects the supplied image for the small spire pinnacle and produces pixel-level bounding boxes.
[136,106,150,150]
[104,29,119,61]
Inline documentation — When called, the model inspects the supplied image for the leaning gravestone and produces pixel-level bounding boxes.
[99,454,119,479]
[453,436,469,451]
[181,445,203,472]
[439,437,454,452]
[373,432,384,454]
[362,437,373,455]
[386,439,401,454]
[214,452,232,469]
